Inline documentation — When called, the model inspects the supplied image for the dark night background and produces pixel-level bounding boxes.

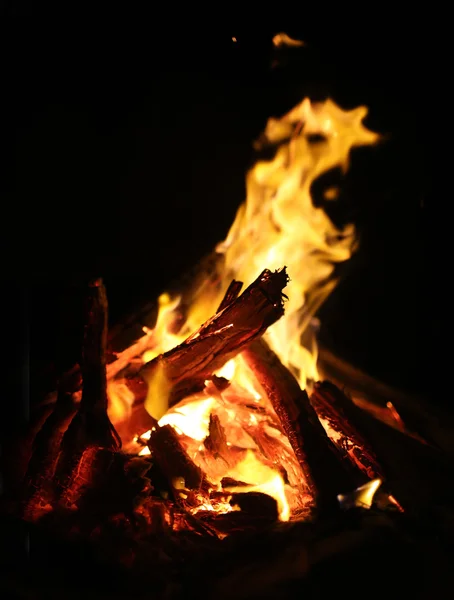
[3,9,446,437]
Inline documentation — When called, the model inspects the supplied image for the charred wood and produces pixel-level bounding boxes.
[53,280,121,508]
[135,268,289,411]
[21,291,83,516]
[204,414,230,462]
[309,380,454,512]
[242,339,355,514]
[148,424,210,505]
[22,391,77,520]
[310,380,385,482]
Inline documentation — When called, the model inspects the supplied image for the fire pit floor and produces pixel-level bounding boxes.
[1,507,453,600]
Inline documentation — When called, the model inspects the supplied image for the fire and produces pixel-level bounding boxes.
[218,98,378,388]
[107,380,135,423]
[223,450,290,521]
[158,396,215,440]
[107,97,379,523]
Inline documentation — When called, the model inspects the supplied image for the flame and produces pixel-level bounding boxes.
[215,359,236,381]
[223,449,290,521]
[107,380,135,423]
[107,96,379,523]
[158,396,216,441]
[337,479,382,510]
[217,98,379,387]
[142,293,183,363]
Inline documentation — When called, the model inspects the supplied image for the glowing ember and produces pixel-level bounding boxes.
[223,450,290,521]
[106,97,379,523]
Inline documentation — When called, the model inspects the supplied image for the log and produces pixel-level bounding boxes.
[310,381,410,511]
[309,380,385,481]
[197,492,279,537]
[21,294,82,517]
[147,424,210,506]
[53,279,121,508]
[317,346,454,455]
[242,339,355,514]
[22,391,77,520]
[136,268,289,414]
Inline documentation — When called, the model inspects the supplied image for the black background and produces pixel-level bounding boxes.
[4,8,447,435]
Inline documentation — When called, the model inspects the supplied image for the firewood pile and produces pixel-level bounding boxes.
[2,273,454,599]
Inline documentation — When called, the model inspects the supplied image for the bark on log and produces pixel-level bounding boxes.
[310,380,385,482]
[242,339,355,514]
[21,293,82,517]
[310,381,410,511]
[22,391,77,520]
[53,279,121,508]
[136,268,289,412]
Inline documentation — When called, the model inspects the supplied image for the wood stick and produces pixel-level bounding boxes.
[310,381,407,512]
[22,391,77,520]
[309,380,385,481]
[147,424,210,505]
[242,339,355,514]
[216,279,243,313]
[137,268,289,412]
[54,279,121,508]
[21,292,83,517]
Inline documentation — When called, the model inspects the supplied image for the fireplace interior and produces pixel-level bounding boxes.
[3,22,452,600]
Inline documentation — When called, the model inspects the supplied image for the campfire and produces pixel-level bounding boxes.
[4,90,454,597]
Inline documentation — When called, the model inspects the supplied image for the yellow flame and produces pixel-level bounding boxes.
[107,380,135,423]
[215,359,236,381]
[337,478,382,510]
[138,99,378,388]
[144,360,171,420]
[223,449,290,521]
[142,293,183,363]
[158,396,216,441]
[216,98,379,387]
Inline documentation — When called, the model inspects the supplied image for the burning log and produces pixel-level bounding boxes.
[148,424,210,505]
[21,299,81,516]
[53,279,121,508]
[22,391,77,520]
[136,268,289,414]
[216,279,243,313]
[310,381,409,511]
[198,492,279,537]
[242,339,355,514]
[310,380,385,481]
